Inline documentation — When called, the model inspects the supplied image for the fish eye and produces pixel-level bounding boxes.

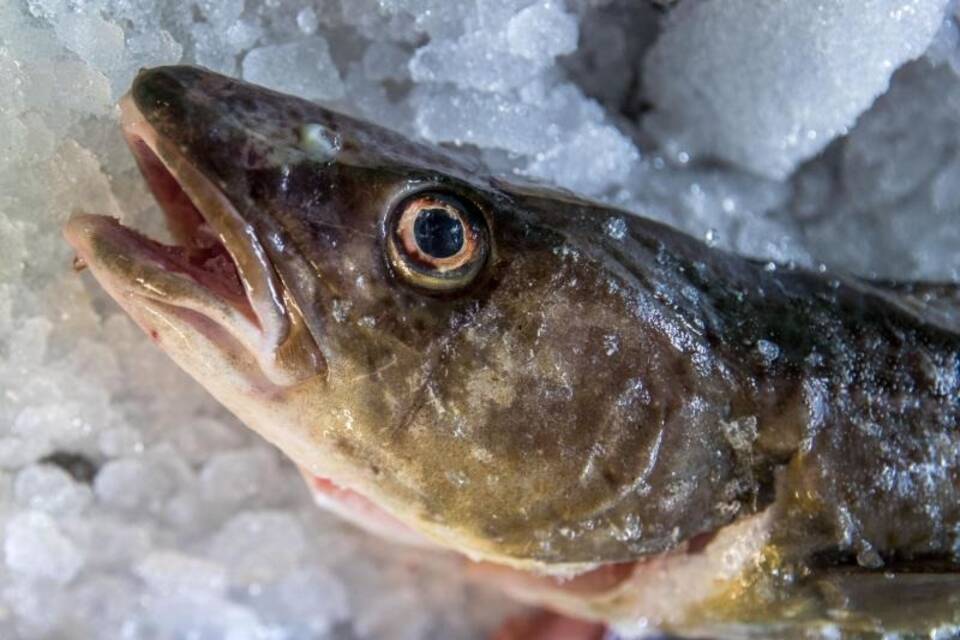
[386,191,490,292]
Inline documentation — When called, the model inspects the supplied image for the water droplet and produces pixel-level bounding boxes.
[604,216,627,241]
[756,339,780,364]
[856,546,883,569]
[446,470,468,487]
[603,334,620,356]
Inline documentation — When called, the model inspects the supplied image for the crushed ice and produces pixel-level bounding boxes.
[1,0,959,636]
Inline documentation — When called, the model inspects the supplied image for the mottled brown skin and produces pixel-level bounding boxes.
[129,66,960,571]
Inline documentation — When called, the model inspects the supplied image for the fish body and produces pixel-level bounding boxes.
[65,66,960,636]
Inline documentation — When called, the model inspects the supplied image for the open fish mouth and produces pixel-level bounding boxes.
[64,93,322,389]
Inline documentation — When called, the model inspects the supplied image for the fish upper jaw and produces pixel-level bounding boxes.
[63,91,326,389]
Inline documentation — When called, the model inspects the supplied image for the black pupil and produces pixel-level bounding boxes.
[413,208,464,259]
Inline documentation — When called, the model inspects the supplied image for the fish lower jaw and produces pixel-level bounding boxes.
[64,220,263,394]
[63,212,289,389]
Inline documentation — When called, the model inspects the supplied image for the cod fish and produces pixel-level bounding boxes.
[65,66,960,638]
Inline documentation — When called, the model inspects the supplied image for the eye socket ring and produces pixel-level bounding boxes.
[385,190,490,292]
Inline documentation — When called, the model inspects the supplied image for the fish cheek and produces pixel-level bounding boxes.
[396,243,762,563]
[377,251,661,558]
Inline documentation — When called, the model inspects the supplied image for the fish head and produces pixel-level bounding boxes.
[65,66,750,573]
[63,65,960,636]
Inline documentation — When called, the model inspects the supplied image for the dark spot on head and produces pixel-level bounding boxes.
[150,329,159,340]
[601,467,620,487]
[39,451,99,485]
[334,437,358,458]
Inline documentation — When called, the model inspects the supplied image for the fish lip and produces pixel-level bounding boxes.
[119,90,288,331]
[65,92,322,387]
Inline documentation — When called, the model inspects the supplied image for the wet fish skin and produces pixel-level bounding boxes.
[66,64,959,607]
[123,66,960,570]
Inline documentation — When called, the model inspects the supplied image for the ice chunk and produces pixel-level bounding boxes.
[362,41,411,81]
[343,63,414,131]
[841,59,955,210]
[242,37,345,100]
[5,511,84,584]
[209,511,307,585]
[408,1,578,91]
[136,551,228,595]
[477,0,538,31]
[413,86,562,154]
[98,426,145,457]
[68,576,143,638]
[523,121,639,195]
[410,32,544,92]
[63,516,153,569]
[927,1,960,74]
[195,0,244,31]
[0,437,53,471]
[200,448,287,509]
[225,20,263,52]
[14,464,93,515]
[253,569,349,636]
[11,403,96,449]
[796,62,960,279]
[644,0,951,178]
[413,79,639,197]
[94,457,177,513]
[193,24,240,75]
[1,577,66,637]
[505,2,579,61]
[25,0,62,20]
[25,59,113,115]
[168,416,246,464]
[297,7,319,34]
[0,212,29,279]
[353,584,430,640]
[377,0,471,38]
[141,592,266,640]
[932,155,960,212]
[54,13,125,73]
[124,30,184,71]
[560,1,661,118]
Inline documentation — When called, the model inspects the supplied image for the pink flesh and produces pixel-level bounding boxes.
[129,138,210,250]
[306,472,648,598]
[492,610,606,640]
[306,474,436,546]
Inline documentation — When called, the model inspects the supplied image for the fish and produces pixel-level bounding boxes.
[64,65,960,638]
